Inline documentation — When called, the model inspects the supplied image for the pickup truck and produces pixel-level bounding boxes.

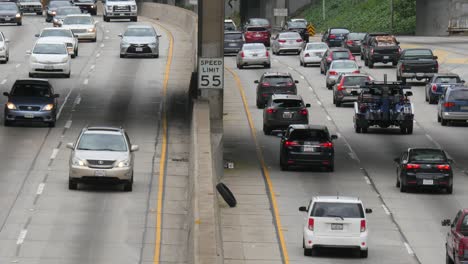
[363,35,400,68]
[396,48,438,83]
[442,209,468,264]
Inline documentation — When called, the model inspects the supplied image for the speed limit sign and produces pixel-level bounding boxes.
[198,58,224,89]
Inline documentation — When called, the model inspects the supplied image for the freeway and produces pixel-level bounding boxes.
[0,10,190,264]
[224,37,468,264]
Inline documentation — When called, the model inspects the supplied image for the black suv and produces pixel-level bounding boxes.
[255,72,298,108]
[3,79,59,127]
[322,27,349,47]
[263,94,310,135]
[72,0,97,15]
[276,125,338,171]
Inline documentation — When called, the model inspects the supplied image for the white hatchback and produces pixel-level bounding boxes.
[28,38,71,78]
[299,196,372,258]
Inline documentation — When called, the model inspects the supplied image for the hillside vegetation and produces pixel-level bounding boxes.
[299,0,416,35]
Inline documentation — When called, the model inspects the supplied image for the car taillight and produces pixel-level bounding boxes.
[406,164,420,169]
[350,55,355,60]
[437,164,451,170]
[296,39,303,42]
[401,64,405,72]
[329,71,338,75]
[320,142,333,148]
[305,53,310,57]
[278,39,286,43]
[308,218,314,231]
[285,140,299,147]
[432,84,437,92]
[262,93,269,97]
[337,83,344,91]
[459,242,465,257]
[435,61,439,71]
[346,40,353,45]
[353,70,360,74]
[240,51,245,58]
[286,82,294,86]
[266,50,269,57]
[266,108,276,114]
[329,34,336,39]
[299,109,308,115]
[360,220,366,232]
[261,82,270,87]
[444,102,455,108]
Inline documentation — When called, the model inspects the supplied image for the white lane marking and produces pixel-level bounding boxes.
[90,65,95,70]
[64,120,72,129]
[317,101,322,105]
[16,230,27,245]
[288,66,293,70]
[382,204,391,215]
[1,79,6,85]
[96,53,101,58]
[300,76,305,79]
[274,59,279,62]
[100,43,105,48]
[404,242,414,255]
[364,176,371,185]
[15,64,20,68]
[336,132,341,138]
[105,36,109,40]
[348,152,359,161]
[106,30,110,33]
[74,96,81,105]
[83,79,88,85]
[326,115,332,121]
[56,87,73,120]
[50,148,59,160]
[425,134,442,149]
[36,183,45,195]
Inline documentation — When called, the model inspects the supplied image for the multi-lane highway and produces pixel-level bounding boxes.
[224,37,468,264]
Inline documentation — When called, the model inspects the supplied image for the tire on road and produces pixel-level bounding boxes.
[216,183,237,207]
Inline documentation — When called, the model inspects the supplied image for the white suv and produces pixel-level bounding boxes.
[103,0,137,22]
[299,196,372,258]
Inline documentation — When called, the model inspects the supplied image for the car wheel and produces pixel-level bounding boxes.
[92,37,97,43]
[401,77,406,83]
[123,181,133,192]
[429,95,436,104]
[447,185,453,194]
[265,63,271,69]
[336,99,342,107]
[392,60,398,66]
[5,55,8,62]
[17,22,22,26]
[36,12,42,15]
[75,48,78,57]
[360,249,368,258]
[132,17,138,22]
[68,179,78,190]
[48,121,55,128]
[368,59,374,68]
[437,114,441,122]
[441,117,448,126]
[263,124,271,135]
[447,250,454,264]
[364,58,368,66]
[304,248,313,256]
[280,157,289,171]
[328,162,334,172]
[320,65,324,74]
[120,54,125,58]
[300,60,303,66]
[361,127,368,133]
[4,119,12,127]
[65,72,71,78]
[71,54,76,59]
[396,175,400,187]
[103,16,109,22]
[425,91,429,102]
[28,72,34,78]
[355,124,361,133]
[400,178,407,193]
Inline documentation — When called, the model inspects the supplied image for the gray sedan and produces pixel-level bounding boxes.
[271,31,303,55]
[119,25,161,58]
[236,43,270,69]
[325,60,361,89]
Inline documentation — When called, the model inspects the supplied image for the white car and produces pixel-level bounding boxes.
[103,0,137,22]
[0,32,9,64]
[325,60,361,89]
[28,38,71,78]
[236,43,270,69]
[300,42,328,67]
[36,28,78,58]
[299,196,372,258]
[61,14,97,42]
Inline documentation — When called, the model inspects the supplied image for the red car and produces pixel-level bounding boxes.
[442,209,468,264]
[244,26,270,47]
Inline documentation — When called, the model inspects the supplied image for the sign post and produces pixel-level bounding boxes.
[198,58,224,89]
[274,8,288,28]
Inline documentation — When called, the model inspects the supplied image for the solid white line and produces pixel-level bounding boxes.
[36,183,45,195]
[326,115,332,121]
[404,242,414,255]
[300,76,305,79]
[64,120,72,129]
[56,88,73,120]
[83,79,89,85]
[381,204,391,215]
[16,230,27,245]
[364,176,371,185]
[348,152,359,161]
[1,79,6,85]
[317,101,322,105]
[15,64,20,68]
[50,148,59,160]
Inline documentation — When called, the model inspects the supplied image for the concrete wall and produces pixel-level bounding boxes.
[416,0,450,36]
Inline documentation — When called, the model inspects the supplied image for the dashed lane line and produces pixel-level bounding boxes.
[83,79,89,85]
[1,79,6,85]
[382,204,391,215]
[36,183,45,195]
[64,120,72,129]
[50,148,59,160]
[404,242,415,255]
[16,230,27,245]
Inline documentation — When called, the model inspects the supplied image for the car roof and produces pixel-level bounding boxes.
[313,196,362,203]
[404,48,432,51]
[330,47,349,52]
[42,27,71,31]
[289,124,328,131]
[65,14,92,17]
[225,31,242,35]
[127,24,153,29]
[331,59,356,64]
[271,94,302,100]
[14,78,50,84]
[36,38,68,44]
[83,126,124,134]
[341,73,369,78]
[367,32,389,36]
[262,72,292,77]
[433,73,460,78]
[279,31,300,35]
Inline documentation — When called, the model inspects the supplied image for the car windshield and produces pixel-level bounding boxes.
[57,8,81,15]
[124,28,156,37]
[287,22,306,28]
[409,149,446,162]
[272,99,303,108]
[279,32,300,39]
[20,0,41,2]
[33,43,67,54]
[50,1,71,8]
[311,202,364,218]
[249,18,269,26]
[63,16,93,25]
[41,30,73,38]
[243,44,265,51]
[0,4,18,10]
[11,84,51,97]
[330,28,349,34]
[331,61,357,69]
[0,34,3,42]
[344,76,369,86]
[74,0,94,2]
[262,76,293,86]
[404,49,433,58]
[449,89,468,100]
[436,77,461,83]
[348,33,366,40]
[289,129,328,141]
[224,22,236,31]
[332,51,350,59]
[225,33,242,40]
[77,133,128,151]
[306,43,327,50]
[246,27,266,32]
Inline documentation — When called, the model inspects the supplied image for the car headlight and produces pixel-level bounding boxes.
[51,11,56,15]
[61,56,69,63]
[72,157,85,166]
[30,56,38,63]
[43,104,54,111]
[148,42,157,47]
[0,46,4,51]
[116,159,130,168]
[131,5,136,10]
[16,13,21,18]
[106,5,112,11]
[87,28,96,33]
[91,5,95,8]
[6,102,16,110]
[121,40,130,47]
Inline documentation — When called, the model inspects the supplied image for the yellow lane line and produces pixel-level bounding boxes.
[152,22,174,264]
[225,67,290,264]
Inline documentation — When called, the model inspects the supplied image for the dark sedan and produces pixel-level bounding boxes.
[224,31,243,55]
[45,0,72,22]
[322,28,349,47]
[255,72,298,108]
[3,79,59,127]
[276,125,337,171]
[0,2,22,26]
[263,94,310,134]
[343,32,365,54]
[394,148,453,194]
[425,74,464,104]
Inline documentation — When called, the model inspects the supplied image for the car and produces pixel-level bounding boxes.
[17,0,43,15]
[255,72,298,108]
[333,73,372,107]
[28,38,71,78]
[0,2,22,26]
[52,6,82,27]
[283,20,309,42]
[360,32,389,58]
[243,25,270,46]
[425,74,464,104]
[61,14,97,42]
[35,27,79,58]
[66,126,139,191]
[276,125,337,171]
[236,43,270,69]
[103,0,137,22]
[363,35,400,68]
[224,31,244,55]
[119,24,161,58]
[320,47,355,74]
[299,196,372,258]
[394,148,453,193]
[244,18,271,31]
[271,31,303,55]
[396,48,438,83]
[299,42,328,67]
[3,79,59,127]
[224,19,237,31]
[72,0,97,15]
[0,32,9,64]
[442,209,468,264]
[290,18,308,24]
[262,94,310,135]
[45,0,72,22]
[322,28,349,47]
[438,87,468,126]
[325,60,360,89]
[343,32,365,54]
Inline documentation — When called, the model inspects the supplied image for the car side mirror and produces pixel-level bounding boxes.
[34,34,40,37]
[94,21,98,25]
[118,33,123,38]
[26,50,31,55]
[54,93,60,98]
[157,34,162,37]
[397,41,400,45]
[131,145,139,152]
[305,103,311,108]
[299,206,308,212]
[4,39,9,43]
[254,80,259,84]
[271,130,284,137]
[66,142,74,149]
[331,135,338,140]
[358,66,362,69]
[295,80,299,84]
[441,219,451,226]
[405,91,413,97]
[394,157,400,163]
[433,55,438,60]
[365,208,373,214]
[462,80,466,83]
[3,92,9,97]
[448,159,454,164]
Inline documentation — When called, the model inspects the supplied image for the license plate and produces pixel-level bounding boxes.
[44,65,54,70]
[315,52,322,57]
[229,43,237,47]
[5,17,11,21]
[331,223,343,230]
[136,47,143,52]
[94,170,106,176]
[24,114,34,119]
[282,112,292,118]
[288,40,294,44]
[255,34,261,37]
[252,53,258,57]
[303,145,315,152]
[384,56,389,59]
[461,106,468,110]
[83,10,88,13]
[416,73,425,77]
[119,13,125,16]
[423,179,434,185]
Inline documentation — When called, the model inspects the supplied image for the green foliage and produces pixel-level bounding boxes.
[300,0,415,35]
